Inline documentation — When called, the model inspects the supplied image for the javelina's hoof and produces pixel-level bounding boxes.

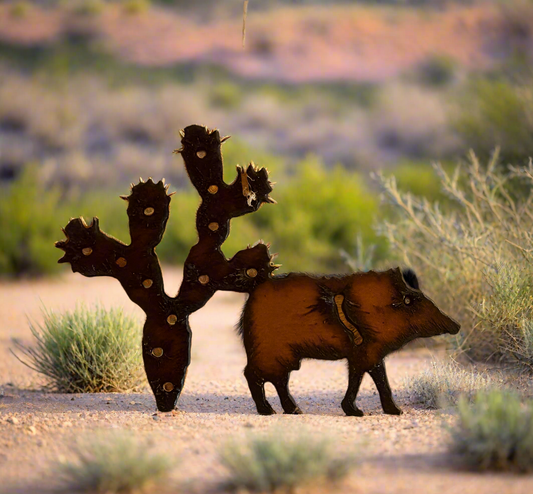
[341,401,364,417]
[284,407,303,415]
[383,404,403,415]
[257,405,276,415]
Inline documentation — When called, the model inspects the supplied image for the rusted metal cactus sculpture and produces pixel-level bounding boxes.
[56,125,277,412]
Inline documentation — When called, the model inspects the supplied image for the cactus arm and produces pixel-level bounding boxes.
[55,216,126,278]
[176,125,278,311]
[56,179,173,315]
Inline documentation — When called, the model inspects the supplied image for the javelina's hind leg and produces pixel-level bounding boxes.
[368,360,402,415]
[341,364,364,417]
[244,366,276,415]
[273,374,302,415]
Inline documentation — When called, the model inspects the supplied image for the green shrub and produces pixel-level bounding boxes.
[392,160,451,201]
[220,430,354,493]
[0,168,133,278]
[163,153,385,273]
[57,431,171,493]
[454,79,533,164]
[122,0,151,15]
[450,391,533,472]
[406,360,493,409]
[1,149,383,277]
[254,156,384,272]
[0,167,65,277]
[14,304,143,393]
[156,189,199,264]
[9,1,31,18]
[377,151,533,370]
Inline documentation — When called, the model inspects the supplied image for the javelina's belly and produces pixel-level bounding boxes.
[244,274,352,367]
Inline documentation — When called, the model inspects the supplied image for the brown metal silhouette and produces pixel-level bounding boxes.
[56,125,277,412]
[238,268,460,416]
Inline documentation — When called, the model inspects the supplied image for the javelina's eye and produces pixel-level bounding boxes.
[404,296,411,305]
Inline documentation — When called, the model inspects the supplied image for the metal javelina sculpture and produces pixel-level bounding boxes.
[238,268,460,416]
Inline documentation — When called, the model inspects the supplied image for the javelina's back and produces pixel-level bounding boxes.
[240,273,358,379]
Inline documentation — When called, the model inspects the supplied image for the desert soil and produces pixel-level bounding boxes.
[0,267,532,494]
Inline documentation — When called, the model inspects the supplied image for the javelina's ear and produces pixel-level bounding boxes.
[402,268,420,290]
[389,267,404,284]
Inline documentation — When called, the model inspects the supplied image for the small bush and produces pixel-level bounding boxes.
[122,0,151,15]
[9,1,31,18]
[377,151,533,371]
[57,431,171,493]
[253,156,385,272]
[450,391,533,472]
[14,305,143,393]
[220,430,354,493]
[406,360,493,409]
[454,79,533,164]
[0,167,65,277]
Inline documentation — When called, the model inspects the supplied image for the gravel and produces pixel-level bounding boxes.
[1,268,532,493]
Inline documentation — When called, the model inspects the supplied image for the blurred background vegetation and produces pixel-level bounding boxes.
[1,0,533,278]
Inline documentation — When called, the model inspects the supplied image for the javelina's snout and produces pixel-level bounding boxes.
[448,317,461,335]
[418,306,461,337]
[411,301,461,338]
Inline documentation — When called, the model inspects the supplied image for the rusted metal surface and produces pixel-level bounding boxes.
[239,268,461,416]
[56,125,277,412]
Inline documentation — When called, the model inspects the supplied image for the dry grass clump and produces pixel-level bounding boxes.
[450,390,533,472]
[219,430,354,493]
[14,304,144,393]
[57,431,171,493]
[377,151,533,371]
[406,360,493,409]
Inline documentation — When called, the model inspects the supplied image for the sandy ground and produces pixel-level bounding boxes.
[1,267,533,493]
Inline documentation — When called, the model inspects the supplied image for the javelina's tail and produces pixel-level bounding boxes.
[236,297,251,339]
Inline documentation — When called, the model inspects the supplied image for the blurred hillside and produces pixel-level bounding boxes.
[0,2,495,80]
[1,0,533,276]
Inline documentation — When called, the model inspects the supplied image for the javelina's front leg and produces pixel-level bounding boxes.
[368,360,402,415]
[341,364,364,416]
